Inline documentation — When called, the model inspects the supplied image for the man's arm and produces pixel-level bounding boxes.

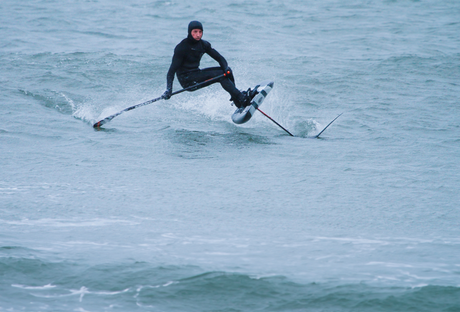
[163,45,185,99]
[203,41,228,72]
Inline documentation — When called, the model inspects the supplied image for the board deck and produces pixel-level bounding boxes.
[231,81,274,124]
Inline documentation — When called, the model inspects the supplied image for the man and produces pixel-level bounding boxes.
[162,21,256,108]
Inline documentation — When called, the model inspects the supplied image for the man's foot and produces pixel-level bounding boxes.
[248,87,259,100]
[241,88,259,107]
[230,92,246,108]
[231,87,259,108]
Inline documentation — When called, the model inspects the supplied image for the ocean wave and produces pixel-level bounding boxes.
[1,259,459,311]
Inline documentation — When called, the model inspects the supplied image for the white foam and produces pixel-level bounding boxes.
[366,261,414,268]
[313,236,389,245]
[2,218,138,227]
[12,284,56,290]
[72,103,98,123]
[136,281,176,293]
[29,286,130,302]
[172,87,233,123]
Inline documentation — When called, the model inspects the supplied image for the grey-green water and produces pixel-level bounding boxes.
[1,0,459,311]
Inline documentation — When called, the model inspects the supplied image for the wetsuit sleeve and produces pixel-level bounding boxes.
[203,41,228,71]
[166,45,185,91]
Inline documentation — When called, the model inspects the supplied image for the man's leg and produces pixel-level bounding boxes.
[179,67,247,107]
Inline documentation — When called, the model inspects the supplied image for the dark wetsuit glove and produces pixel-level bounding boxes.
[162,89,172,100]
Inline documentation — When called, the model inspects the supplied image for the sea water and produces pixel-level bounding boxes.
[1,0,459,311]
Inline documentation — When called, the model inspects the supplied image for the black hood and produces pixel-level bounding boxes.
[187,20,203,42]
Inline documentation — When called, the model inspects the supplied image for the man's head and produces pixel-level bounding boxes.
[188,20,203,41]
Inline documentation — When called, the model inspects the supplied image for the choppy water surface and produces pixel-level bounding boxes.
[1,0,459,311]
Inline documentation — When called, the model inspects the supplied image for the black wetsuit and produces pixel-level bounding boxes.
[165,24,245,106]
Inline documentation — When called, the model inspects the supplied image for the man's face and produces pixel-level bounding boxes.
[191,29,203,41]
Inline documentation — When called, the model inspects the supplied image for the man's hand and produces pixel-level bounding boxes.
[162,89,172,100]
[224,67,232,76]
